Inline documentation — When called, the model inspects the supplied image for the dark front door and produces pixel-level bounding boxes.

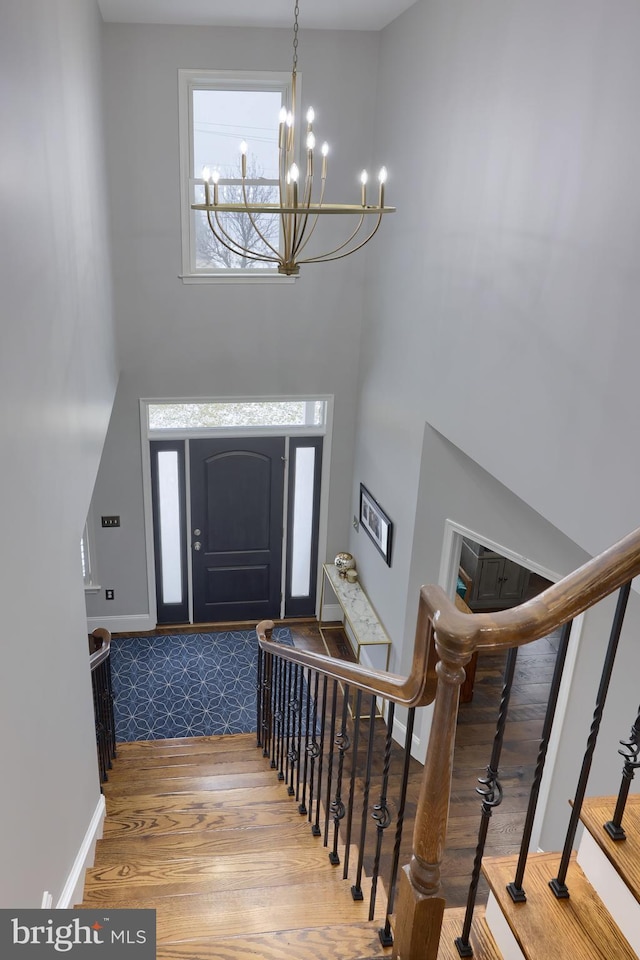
[190,437,285,622]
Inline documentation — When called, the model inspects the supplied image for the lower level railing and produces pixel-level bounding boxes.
[257,524,640,960]
[89,628,116,786]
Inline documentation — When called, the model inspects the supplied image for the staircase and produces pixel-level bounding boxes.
[79,732,391,960]
[478,795,640,959]
[79,725,640,959]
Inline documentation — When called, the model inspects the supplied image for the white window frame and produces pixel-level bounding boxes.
[178,68,296,284]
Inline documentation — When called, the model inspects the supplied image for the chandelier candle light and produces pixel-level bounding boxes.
[194,0,395,276]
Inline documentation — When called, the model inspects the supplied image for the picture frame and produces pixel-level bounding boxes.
[359,484,393,566]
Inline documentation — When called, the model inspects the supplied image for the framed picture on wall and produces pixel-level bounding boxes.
[359,484,393,566]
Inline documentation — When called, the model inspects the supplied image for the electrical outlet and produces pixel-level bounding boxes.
[105,589,114,600]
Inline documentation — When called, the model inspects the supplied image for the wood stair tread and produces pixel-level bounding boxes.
[105,756,269,780]
[437,908,502,960]
[114,733,258,758]
[84,845,362,902]
[153,921,393,959]
[580,795,640,904]
[78,876,388,942]
[102,803,311,839]
[103,770,278,797]
[483,851,636,960]
[96,819,319,860]
[104,784,294,817]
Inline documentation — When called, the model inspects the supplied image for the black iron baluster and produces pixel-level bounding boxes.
[306,671,321,823]
[324,680,340,846]
[550,581,632,898]
[605,702,640,840]
[274,655,284,774]
[313,675,329,837]
[262,651,273,760]
[379,707,415,948]
[295,664,304,802]
[256,646,264,749]
[283,659,293,785]
[507,620,573,902]
[299,667,313,815]
[329,684,351,865]
[369,701,394,921]
[456,646,518,957]
[352,693,377,901]
[343,689,363,880]
[287,663,300,797]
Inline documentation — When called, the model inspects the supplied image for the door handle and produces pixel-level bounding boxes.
[193,541,202,551]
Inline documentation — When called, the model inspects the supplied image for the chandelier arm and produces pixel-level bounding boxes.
[206,209,280,265]
[289,179,328,258]
[298,210,367,262]
[298,211,384,265]
[239,179,281,260]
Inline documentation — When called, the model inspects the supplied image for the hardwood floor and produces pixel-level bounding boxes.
[288,620,558,910]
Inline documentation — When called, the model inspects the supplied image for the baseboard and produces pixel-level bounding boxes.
[56,794,106,909]
[86,614,154,634]
[321,604,343,623]
[392,712,423,760]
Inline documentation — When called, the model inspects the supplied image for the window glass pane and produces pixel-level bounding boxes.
[193,89,281,180]
[194,182,280,271]
[157,451,183,604]
[290,447,316,597]
[148,401,326,431]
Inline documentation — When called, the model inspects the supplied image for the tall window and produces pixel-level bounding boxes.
[179,70,293,279]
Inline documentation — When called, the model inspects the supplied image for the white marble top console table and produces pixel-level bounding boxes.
[319,563,391,670]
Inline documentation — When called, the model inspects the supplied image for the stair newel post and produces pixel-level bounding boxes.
[507,619,573,901]
[343,689,363,880]
[550,580,632,898]
[352,693,378,902]
[604,701,640,841]
[455,646,519,957]
[323,679,340,846]
[329,684,351,865]
[369,700,395,921]
[392,604,470,960]
[379,706,416,948]
[312,674,329,837]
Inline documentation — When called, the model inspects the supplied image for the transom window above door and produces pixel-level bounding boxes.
[147,399,327,434]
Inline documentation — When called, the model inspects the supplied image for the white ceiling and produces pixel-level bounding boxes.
[97,0,418,32]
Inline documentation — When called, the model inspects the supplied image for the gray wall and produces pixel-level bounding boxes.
[0,1,118,905]
[87,23,382,622]
[346,0,640,851]
[349,0,640,649]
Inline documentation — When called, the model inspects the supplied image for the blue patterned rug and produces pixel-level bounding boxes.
[110,627,292,742]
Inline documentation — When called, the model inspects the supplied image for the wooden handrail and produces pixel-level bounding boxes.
[89,628,111,671]
[424,524,640,662]
[258,525,640,960]
[257,592,439,707]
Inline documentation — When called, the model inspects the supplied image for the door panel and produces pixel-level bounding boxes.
[190,437,285,622]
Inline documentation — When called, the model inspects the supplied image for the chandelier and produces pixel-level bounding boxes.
[193,0,395,276]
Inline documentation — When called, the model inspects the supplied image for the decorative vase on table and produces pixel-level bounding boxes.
[334,552,355,578]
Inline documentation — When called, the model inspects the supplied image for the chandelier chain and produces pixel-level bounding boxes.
[292,0,299,75]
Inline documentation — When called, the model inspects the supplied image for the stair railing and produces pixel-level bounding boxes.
[89,627,117,786]
[257,525,640,960]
